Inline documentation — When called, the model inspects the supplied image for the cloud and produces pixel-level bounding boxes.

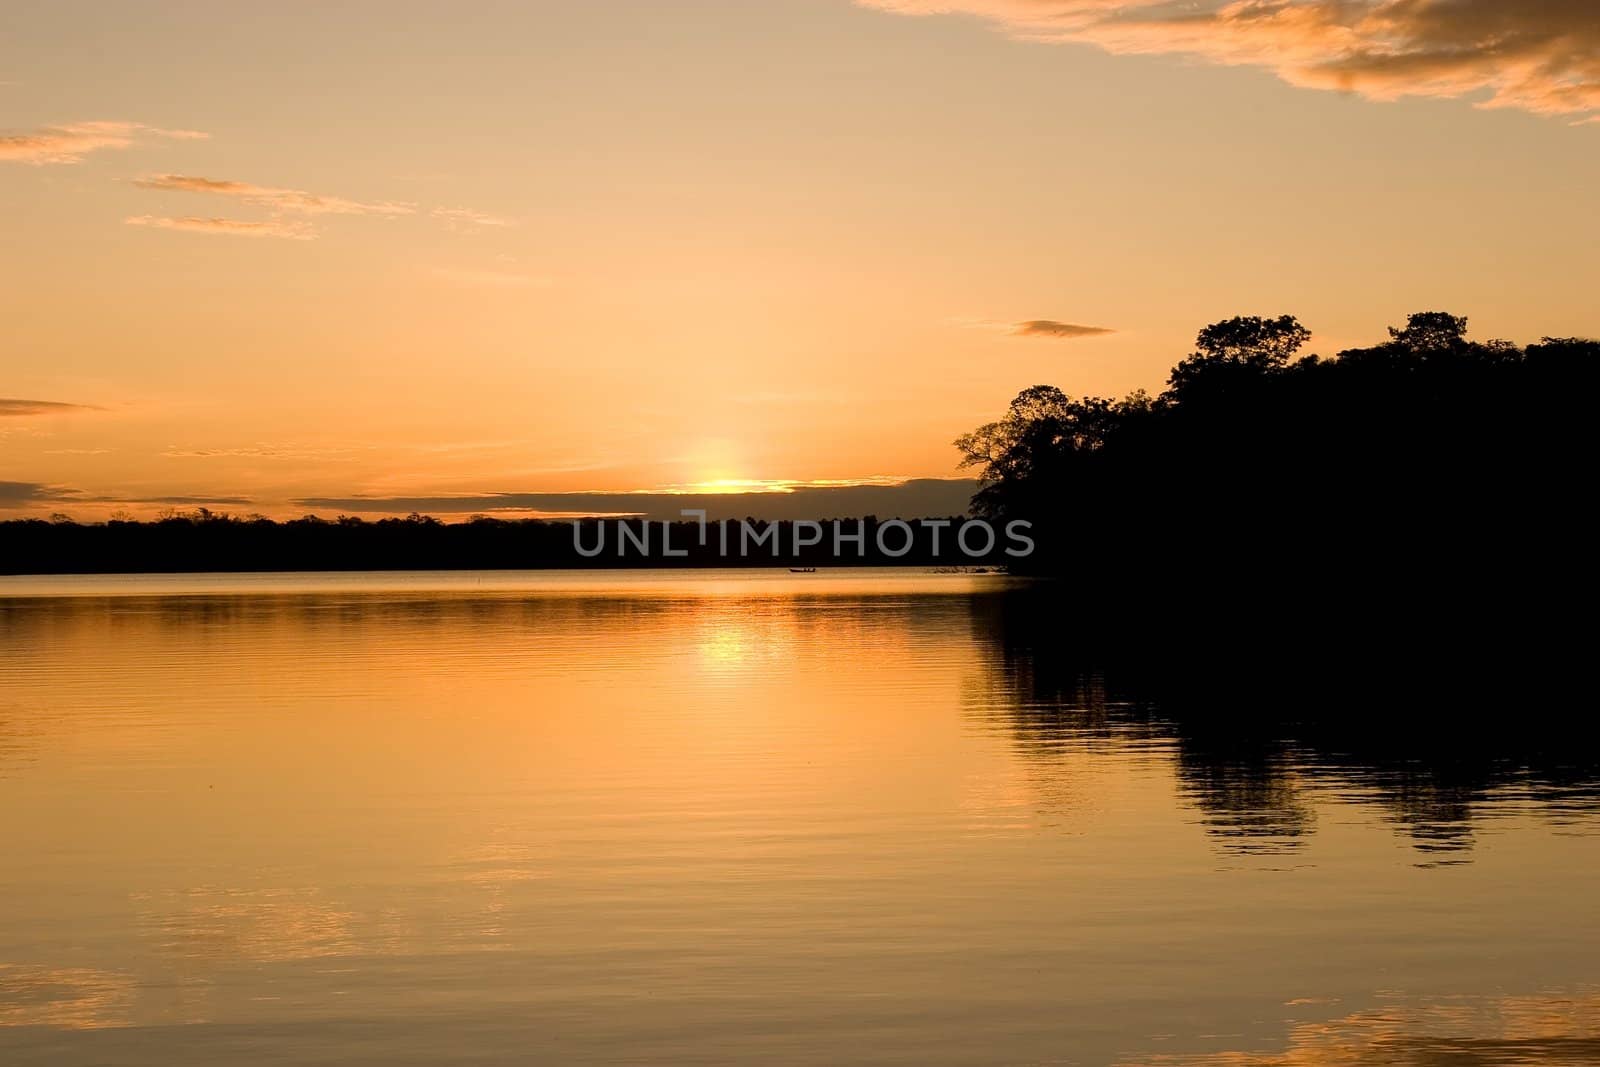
[0,398,102,417]
[1014,319,1116,339]
[1,121,205,165]
[858,0,1600,122]
[133,174,414,216]
[0,480,79,504]
[107,494,255,506]
[161,444,354,458]
[294,478,980,521]
[0,481,254,509]
[954,317,1116,338]
[124,215,318,241]
[432,206,515,229]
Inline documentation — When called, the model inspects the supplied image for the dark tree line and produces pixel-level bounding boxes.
[0,513,1005,574]
[956,312,1596,669]
[959,312,1594,564]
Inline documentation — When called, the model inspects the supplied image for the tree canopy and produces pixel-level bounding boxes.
[956,312,1597,580]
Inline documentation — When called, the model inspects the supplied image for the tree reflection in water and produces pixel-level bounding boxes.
[967,587,1600,859]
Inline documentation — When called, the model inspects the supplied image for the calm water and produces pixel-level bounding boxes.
[2,569,1597,1065]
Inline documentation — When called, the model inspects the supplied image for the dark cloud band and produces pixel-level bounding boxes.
[295,479,979,521]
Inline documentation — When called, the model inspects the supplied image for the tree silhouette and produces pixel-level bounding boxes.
[1388,311,1468,353]
[1165,315,1310,403]
[956,385,1149,521]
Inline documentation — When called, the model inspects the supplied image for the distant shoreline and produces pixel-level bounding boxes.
[0,514,1016,577]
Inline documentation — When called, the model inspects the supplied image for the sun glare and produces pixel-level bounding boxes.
[683,478,793,495]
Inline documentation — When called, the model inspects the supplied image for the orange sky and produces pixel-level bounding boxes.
[4,1,1597,518]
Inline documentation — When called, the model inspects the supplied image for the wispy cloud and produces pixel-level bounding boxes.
[0,398,103,417]
[432,206,515,229]
[859,0,1600,123]
[133,174,415,216]
[161,444,355,459]
[954,317,1116,339]
[0,120,206,165]
[124,215,318,241]
[1014,319,1116,339]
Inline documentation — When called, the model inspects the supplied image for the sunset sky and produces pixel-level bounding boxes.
[4,0,1597,518]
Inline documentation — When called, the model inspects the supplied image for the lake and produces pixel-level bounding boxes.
[2,569,1597,1064]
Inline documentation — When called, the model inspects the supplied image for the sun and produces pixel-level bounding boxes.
[685,478,792,495]
[680,438,756,493]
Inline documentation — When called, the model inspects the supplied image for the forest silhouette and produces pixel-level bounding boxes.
[959,311,1594,576]
[955,311,1595,687]
[4,311,1594,619]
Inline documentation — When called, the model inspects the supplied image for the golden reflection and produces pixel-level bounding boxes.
[1123,989,1600,1066]
[135,888,357,964]
[0,964,135,1030]
[696,621,753,669]
[3,587,1600,1058]
[689,601,796,677]
[451,839,552,945]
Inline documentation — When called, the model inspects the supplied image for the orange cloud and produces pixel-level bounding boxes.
[124,215,318,240]
[0,398,101,417]
[1015,319,1116,339]
[0,120,206,164]
[860,0,1600,122]
[133,174,414,216]
[953,317,1116,338]
[161,444,355,458]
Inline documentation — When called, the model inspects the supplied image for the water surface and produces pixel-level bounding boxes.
[2,570,1597,1064]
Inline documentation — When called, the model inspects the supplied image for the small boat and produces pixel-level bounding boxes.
[789,567,817,574]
